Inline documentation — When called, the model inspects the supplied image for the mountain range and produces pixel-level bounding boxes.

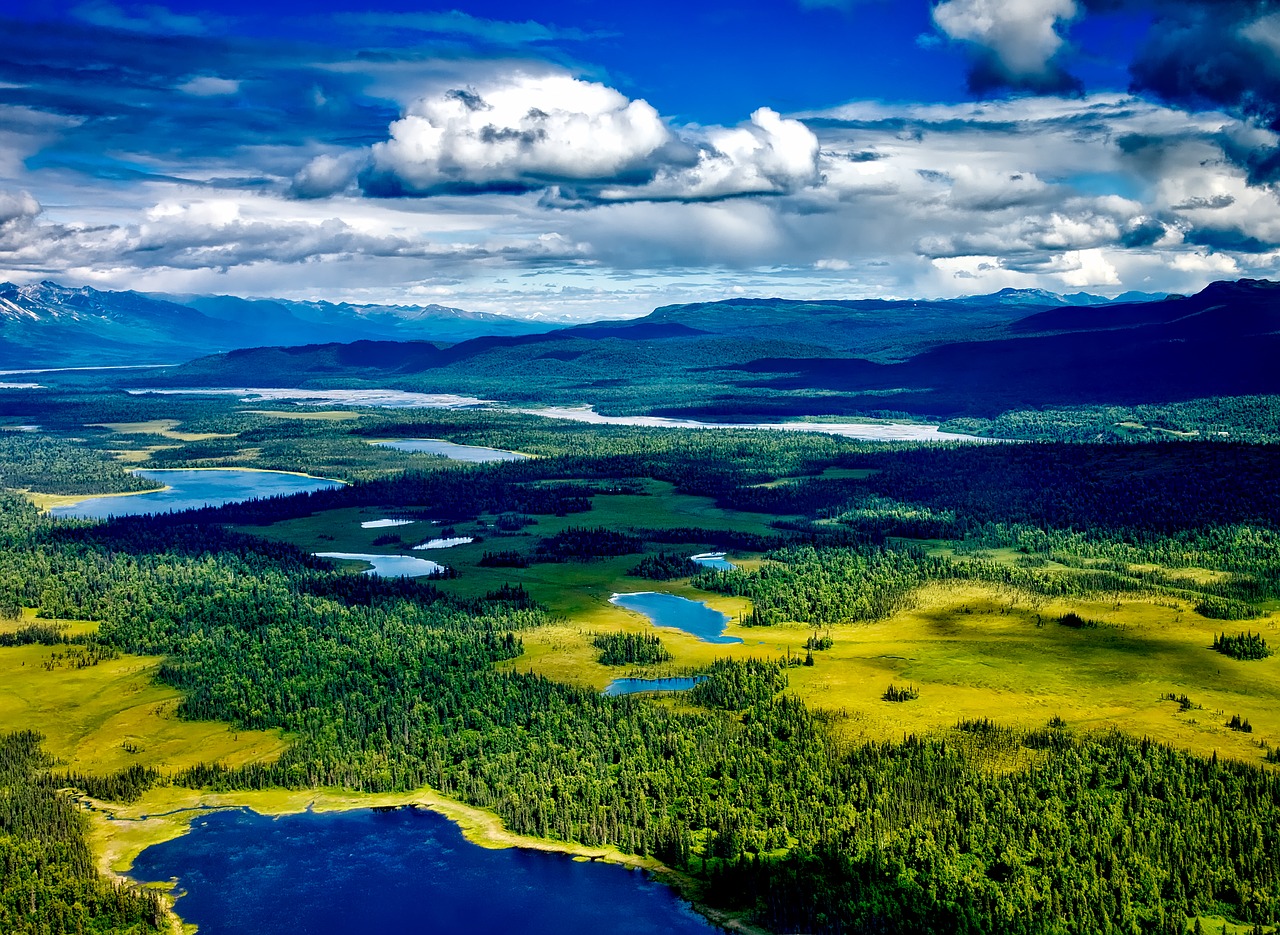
[129,280,1280,421]
[0,281,561,368]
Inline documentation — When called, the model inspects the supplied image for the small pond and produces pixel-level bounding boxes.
[313,552,444,578]
[413,537,475,550]
[603,677,706,697]
[690,552,736,571]
[609,592,741,645]
[374,438,530,462]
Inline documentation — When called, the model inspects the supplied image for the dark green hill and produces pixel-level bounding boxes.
[138,280,1269,422]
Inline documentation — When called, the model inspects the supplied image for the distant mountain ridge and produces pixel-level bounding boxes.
[0,281,562,368]
[139,279,1264,422]
[0,279,1168,369]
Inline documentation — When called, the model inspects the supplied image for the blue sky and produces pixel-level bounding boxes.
[0,0,1277,317]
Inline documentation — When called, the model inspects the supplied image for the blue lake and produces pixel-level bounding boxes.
[603,677,706,696]
[50,469,342,520]
[690,552,736,571]
[128,807,718,935]
[313,552,444,578]
[375,438,529,462]
[610,593,741,645]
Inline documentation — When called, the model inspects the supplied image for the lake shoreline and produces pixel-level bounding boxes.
[88,784,767,935]
[27,465,347,514]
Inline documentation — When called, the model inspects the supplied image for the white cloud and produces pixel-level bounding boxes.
[1056,248,1120,288]
[177,76,241,96]
[290,151,369,199]
[594,108,820,202]
[0,190,40,227]
[932,0,1079,82]
[347,73,820,204]
[366,74,671,193]
[1171,251,1241,274]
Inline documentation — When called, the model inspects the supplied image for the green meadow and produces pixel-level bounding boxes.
[233,474,1280,769]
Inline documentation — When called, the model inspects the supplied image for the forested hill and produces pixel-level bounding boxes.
[136,280,1274,422]
[736,278,1280,414]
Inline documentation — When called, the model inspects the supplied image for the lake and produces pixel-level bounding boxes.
[603,677,706,696]
[375,438,530,462]
[50,469,343,520]
[128,807,718,935]
[690,552,736,571]
[314,552,444,578]
[361,518,416,529]
[610,592,742,644]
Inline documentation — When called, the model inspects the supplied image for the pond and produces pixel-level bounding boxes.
[603,677,706,697]
[610,593,741,645]
[313,552,444,578]
[361,518,416,529]
[374,438,530,462]
[128,806,718,935]
[50,469,343,520]
[413,537,475,550]
[690,552,736,571]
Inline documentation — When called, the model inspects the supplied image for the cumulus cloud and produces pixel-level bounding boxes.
[336,73,820,205]
[290,151,370,199]
[590,108,820,202]
[928,0,1280,181]
[1123,1,1280,180]
[932,0,1081,91]
[0,190,40,227]
[361,75,672,196]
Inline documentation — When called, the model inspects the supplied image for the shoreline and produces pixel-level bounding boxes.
[23,485,173,512]
[23,466,347,513]
[88,784,767,935]
[131,465,347,482]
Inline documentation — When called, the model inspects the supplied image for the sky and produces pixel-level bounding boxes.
[0,0,1278,318]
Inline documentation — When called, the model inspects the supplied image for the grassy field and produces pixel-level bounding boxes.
[0,621,287,776]
[237,477,787,610]
[506,579,1280,765]
[90,419,236,442]
[229,477,1280,767]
